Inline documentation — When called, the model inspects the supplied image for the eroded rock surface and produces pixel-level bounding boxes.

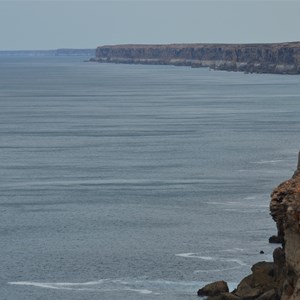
[197,281,229,297]
[270,155,300,300]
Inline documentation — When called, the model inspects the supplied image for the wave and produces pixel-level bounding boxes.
[8,280,153,294]
[175,253,214,260]
[251,160,283,165]
[8,278,201,295]
[3,178,208,189]
[207,200,268,208]
[176,252,248,273]
[222,248,245,253]
[125,288,153,294]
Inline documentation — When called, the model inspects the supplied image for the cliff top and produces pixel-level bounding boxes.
[97,42,300,49]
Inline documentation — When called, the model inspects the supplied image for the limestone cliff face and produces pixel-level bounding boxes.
[270,155,300,300]
[94,42,300,74]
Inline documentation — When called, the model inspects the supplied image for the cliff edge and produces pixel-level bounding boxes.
[198,152,300,300]
[93,42,300,74]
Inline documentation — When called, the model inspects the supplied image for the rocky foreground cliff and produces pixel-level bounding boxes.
[93,42,300,74]
[197,153,300,300]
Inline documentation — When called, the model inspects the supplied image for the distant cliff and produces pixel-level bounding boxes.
[0,49,95,57]
[93,42,300,74]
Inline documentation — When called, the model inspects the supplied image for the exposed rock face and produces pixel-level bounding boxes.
[269,155,300,300]
[197,281,229,297]
[93,42,300,74]
[198,152,300,299]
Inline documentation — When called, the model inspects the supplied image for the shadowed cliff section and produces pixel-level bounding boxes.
[93,42,300,74]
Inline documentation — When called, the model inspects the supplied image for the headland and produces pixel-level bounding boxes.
[92,42,300,74]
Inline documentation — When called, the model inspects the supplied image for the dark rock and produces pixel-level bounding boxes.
[251,261,275,280]
[260,250,265,254]
[234,262,277,299]
[256,289,280,300]
[206,292,242,300]
[297,151,300,171]
[273,247,285,281]
[197,281,229,297]
[269,235,284,244]
[235,274,262,299]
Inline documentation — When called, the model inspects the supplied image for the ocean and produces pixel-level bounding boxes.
[0,56,300,300]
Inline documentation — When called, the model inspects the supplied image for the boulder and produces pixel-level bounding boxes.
[197,280,229,297]
[235,275,262,299]
[269,235,284,244]
[234,262,277,299]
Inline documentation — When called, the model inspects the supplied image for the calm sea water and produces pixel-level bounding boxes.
[1,57,300,300]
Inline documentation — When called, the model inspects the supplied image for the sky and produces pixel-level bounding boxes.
[0,0,300,50]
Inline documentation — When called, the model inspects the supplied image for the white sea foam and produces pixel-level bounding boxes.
[207,201,268,208]
[176,254,247,267]
[176,252,248,273]
[243,196,257,200]
[8,278,199,295]
[175,253,214,260]
[175,252,195,258]
[251,160,283,165]
[193,260,247,273]
[225,258,247,266]
[227,201,268,208]
[228,282,239,292]
[54,280,105,286]
[125,288,153,294]
[8,280,135,293]
[9,282,72,290]
[194,266,241,273]
[222,248,245,253]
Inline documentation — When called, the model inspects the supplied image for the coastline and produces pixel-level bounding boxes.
[92,42,300,75]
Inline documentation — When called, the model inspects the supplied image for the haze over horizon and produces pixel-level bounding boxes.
[0,0,300,51]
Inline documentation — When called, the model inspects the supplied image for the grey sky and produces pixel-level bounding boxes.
[0,0,299,50]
